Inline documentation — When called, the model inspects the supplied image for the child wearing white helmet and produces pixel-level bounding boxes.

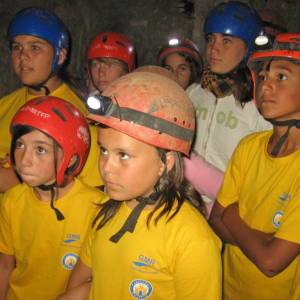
[62,67,222,299]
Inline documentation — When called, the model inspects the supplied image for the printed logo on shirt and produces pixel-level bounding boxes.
[62,253,78,270]
[272,210,284,228]
[278,192,291,204]
[132,254,157,274]
[129,279,153,299]
[63,233,80,244]
[195,107,239,129]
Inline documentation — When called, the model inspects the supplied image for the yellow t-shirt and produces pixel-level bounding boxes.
[218,131,300,300]
[81,201,222,300]
[0,179,108,300]
[0,84,102,187]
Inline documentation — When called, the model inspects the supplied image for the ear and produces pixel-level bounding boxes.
[158,151,175,176]
[68,155,78,168]
[58,48,67,66]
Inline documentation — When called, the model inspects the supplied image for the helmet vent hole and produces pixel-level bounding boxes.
[183,120,186,125]
[34,97,47,105]
[52,108,66,121]
[102,35,108,43]
[174,117,177,122]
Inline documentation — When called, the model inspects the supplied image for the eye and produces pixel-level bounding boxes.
[100,146,108,156]
[223,38,232,45]
[11,43,21,52]
[205,35,214,44]
[15,140,24,149]
[277,73,287,81]
[36,146,47,155]
[164,65,172,71]
[119,151,129,160]
[178,64,189,72]
[258,71,267,81]
[31,44,41,52]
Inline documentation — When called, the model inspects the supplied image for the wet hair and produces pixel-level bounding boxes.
[161,52,203,86]
[92,148,205,231]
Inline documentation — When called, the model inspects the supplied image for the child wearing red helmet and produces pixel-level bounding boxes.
[86,31,136,94]
[0,97,108,299]
[210,33,300,299]
[157,37,203,89]
[62,68,221,299]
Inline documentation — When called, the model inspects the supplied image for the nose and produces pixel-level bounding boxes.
[100,154,115,177]
[17,147,33,168]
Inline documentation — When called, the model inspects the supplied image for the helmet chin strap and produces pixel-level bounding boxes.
[266,118,300,156]
[110,152,167,243]
[38,183,65,221]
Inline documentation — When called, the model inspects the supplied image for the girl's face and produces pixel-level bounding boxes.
[164,53,191,89]
[14,129,63,187]
[11,35,57,87]
[88,58,128,93]
[257,59,300,121]
[205,33,247,74]
[98,127,165,202]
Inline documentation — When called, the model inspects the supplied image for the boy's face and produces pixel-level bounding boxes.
[164,52,191,89]
[205,33,247,74]
[88,58,128,93]
[14,129,63,187]
[10,35,54,86]
[98,127,165,203]
[257,59,300,121]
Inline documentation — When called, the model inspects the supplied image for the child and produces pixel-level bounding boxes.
[210,33,300,300]
[0,7,102,194]
[157,37,202,89]
[0,96,107,299]
[184,1,271,208]
[65,70,222,299]
[86,31,135,94]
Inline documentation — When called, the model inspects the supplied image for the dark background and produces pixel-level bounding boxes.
[0,0,298,97]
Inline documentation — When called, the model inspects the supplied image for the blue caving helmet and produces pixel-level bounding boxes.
[204,1,263,61]
[7,7,70,72]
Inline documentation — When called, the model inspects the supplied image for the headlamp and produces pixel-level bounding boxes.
[86,94,115,116]
[168,38,180,46]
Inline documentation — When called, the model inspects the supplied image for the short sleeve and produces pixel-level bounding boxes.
[174,232,222,299]
[0,193,14,255]
[80,226,96,268]
[217,141,245,208]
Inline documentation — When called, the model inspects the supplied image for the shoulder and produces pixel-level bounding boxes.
[166,202,220,246]
[2,184,30,208]
[72,179,109,205]
[0,87,26,104]
[186,83,214,103]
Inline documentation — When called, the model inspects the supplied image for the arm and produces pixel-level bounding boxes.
[209,201,237,245]
[184,152,224,199]
[0,167,19,193]
[222,203,300,277]
[58,259,92,300]
[0,253,15,299]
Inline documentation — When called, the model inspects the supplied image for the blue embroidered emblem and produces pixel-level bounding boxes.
[129,279,153,299]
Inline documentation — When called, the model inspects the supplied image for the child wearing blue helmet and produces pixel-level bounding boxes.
[184,1,271,212]
[0,7,102,195]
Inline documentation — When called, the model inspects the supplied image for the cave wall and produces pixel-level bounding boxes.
[0,0,299,97]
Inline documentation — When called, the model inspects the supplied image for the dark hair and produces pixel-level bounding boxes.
[92,150,205,231]
[161,52,203,86]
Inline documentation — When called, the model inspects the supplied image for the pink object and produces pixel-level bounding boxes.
[184,152,224,216]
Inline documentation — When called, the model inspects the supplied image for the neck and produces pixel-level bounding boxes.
[27,76,63,95]
[269,126,300,156]
[34,180,75,202]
